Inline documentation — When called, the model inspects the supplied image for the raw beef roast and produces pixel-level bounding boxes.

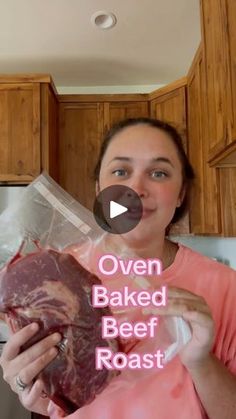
[0,249,119,414]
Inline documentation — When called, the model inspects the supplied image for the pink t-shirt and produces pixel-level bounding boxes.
[48,244,236,419]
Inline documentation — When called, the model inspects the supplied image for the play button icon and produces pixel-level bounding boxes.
[110,201,128,219]
[93,185,143,234]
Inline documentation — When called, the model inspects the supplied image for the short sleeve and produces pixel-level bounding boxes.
[213,268,236,376]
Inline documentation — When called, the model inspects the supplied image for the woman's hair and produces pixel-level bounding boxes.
[93,117,195,225]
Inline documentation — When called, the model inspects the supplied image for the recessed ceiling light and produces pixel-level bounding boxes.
[91,11,117,30]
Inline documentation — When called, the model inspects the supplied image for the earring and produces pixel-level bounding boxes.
[176,200,181,208]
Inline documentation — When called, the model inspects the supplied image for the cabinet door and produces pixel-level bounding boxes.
[59,103,104,210]
[150,87,187,150]
[41,84,59,182]
[0,83,41,182]
[104,101,149,132]
[200,0,232,159]
[188,49,221,234]
[219,167,236,236]
[226,0,236,147]
[150,87,189,235]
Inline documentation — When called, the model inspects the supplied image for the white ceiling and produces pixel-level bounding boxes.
[1,0,201,88]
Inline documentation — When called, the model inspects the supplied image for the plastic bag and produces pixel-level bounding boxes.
[0,173,191,413]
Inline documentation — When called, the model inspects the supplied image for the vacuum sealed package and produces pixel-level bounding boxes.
[0,173,191,414]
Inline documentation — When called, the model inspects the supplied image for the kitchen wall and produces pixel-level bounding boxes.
[171,236,236,270]
[57,84,164,94]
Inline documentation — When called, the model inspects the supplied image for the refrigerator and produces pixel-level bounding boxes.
[0,186,31,419]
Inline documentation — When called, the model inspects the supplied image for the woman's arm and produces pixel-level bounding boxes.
[147,286,236,418]
[188,354,236,419]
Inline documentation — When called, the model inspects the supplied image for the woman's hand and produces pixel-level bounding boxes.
[0,312,5,321]
[143,286,215,370]
[0,322,61,415]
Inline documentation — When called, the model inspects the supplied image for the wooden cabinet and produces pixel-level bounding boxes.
[187,46,221,234]
[59,102,104,210]
[150,79,187,150]
[0,83,41,182]
[58,96,148,210]
[150,79,189,235]
[187,44,236,236]
[200,0,236,165]
[41,83,59,182]
[219,168,236,235]
[104,101,149,132]
[0,76,58,183]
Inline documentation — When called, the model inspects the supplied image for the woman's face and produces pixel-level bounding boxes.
[97,124,184,244]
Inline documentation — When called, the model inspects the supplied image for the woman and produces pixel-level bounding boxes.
[0,118,236,419]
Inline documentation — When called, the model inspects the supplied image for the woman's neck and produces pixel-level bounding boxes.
[123,238,165,259]
[104,234,177,269]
